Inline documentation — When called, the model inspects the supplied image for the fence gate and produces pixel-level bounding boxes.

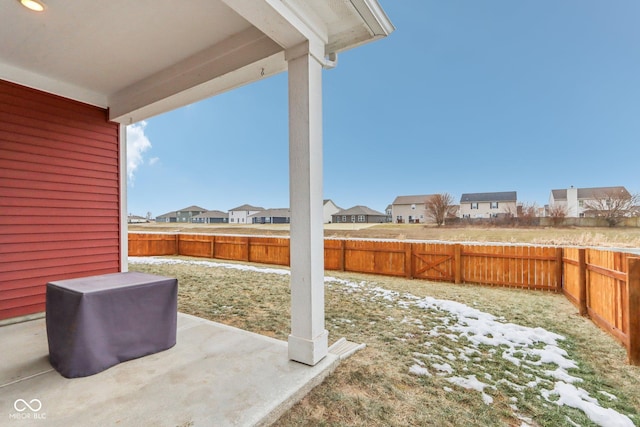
[411,243,456,282]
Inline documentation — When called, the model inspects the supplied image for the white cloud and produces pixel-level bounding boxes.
[126,121,152,183]
[149,157,160,166]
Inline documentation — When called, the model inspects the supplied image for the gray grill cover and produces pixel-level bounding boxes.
[46,272,178,378]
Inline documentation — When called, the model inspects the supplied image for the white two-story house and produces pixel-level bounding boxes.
[459,191,517,219]
[549,186,631,217]
[228,204,264,224]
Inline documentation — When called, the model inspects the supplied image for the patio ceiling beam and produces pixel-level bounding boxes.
[220,0,328,59]
[108,26,281,123]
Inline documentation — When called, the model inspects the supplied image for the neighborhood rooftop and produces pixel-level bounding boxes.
[460,191,517,203]
[551,186,631,200]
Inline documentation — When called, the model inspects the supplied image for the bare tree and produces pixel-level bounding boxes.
[583,189,639,227]
[547,203,569,226]
[517,202,538,226]
[425,193,455,226]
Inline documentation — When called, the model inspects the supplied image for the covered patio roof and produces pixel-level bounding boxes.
[0,0,393,124]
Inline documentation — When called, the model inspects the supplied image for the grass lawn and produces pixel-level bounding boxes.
[129,256,640,426]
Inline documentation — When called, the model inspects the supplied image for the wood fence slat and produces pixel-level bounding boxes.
[628,257,640,365]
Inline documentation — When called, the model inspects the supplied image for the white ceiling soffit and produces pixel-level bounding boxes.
[0,0,393,124]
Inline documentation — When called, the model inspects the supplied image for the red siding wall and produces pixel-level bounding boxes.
[0,80,121,321]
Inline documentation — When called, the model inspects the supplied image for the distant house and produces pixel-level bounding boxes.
[332,206,387,224]
[192,210,228,224]
[391,194,435,223]
[323,200,342,223]
[156,205,207,223]
[229,204,264,224]
[156,211,177,223]
[176,206,207,223]
[127,214,148,224]
[385,205,393,223]
[549,186,631,218]
[249,208,291,224]
[459,192,517,219]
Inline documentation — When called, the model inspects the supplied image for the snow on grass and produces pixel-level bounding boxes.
[129,256,291,276]
[129,256,634,427]
[542,382,634,427]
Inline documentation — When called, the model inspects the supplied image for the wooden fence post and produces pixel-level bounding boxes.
[211,237,215,259]
[174,234,179,256]
[454,244,462,284]
[578,248,588,316]
[246,238,251,262]
[405,243,413,279]
[627,257,640,365]
[341,240,346,272]
[555,247,563,292]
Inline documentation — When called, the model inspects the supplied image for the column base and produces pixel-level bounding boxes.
[288,330,329,366]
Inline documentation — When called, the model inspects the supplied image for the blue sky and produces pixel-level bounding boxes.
[127,0,640,218]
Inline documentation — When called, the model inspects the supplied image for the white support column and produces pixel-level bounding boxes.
[286,41,328,366]
[119,124,129,273]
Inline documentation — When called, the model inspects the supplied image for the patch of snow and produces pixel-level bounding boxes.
[542,382,634,427]
[409,364,431,377]
[446,374,491,393]
[432,363,453,374]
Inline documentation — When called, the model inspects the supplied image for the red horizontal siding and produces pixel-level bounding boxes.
[0,303,46,320]
[1,195,117,210]
[0,182,119,200]
[1,105,118,143]
[1,264,120,290]
[1,231,118,244]
[0,79,121,321]
[0,122,117,153]
[0,293,46,310]
[0,82,113,120]
[0,151,117,177]
[0,224,119,235]
[0,129,117,160]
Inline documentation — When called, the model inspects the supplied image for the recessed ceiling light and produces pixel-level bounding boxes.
[19,0,45,12]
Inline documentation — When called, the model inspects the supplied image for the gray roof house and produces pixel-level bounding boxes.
[459,191,517,219]
[391,194,437,223]
[332,205,387,224]
[323,199,342,223]
[176,206,208,223]
[249,208,291,224]
[156,206,207,223]
[156,211,177,223]
[228,204,265,224]
[192,210,229,224]
[549,186,631,217]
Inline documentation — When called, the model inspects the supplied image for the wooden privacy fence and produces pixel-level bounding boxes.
[563,248,640,364]
[324,239,562,291]
[128,233,640,364]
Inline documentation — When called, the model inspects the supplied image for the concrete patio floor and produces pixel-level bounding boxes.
[0,313,340,426]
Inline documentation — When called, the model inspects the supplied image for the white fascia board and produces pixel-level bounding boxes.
[221,0,328,57]
[109,27,282,123]
[0,62,108,108]
[110,52,287,124]
[349,0,395,37]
